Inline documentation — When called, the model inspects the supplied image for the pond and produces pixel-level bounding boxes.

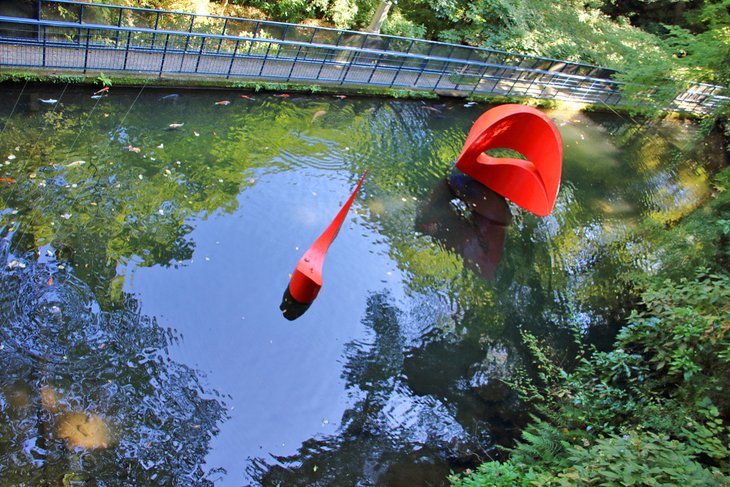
[0,82,723,486]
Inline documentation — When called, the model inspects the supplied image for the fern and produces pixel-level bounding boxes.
[509,419,569,471]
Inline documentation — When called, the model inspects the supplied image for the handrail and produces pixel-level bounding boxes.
[37,0,613,73]
[0,15,627,87]
[0,13,725,113]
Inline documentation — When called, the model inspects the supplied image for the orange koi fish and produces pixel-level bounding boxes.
[0,177,16,183]
[215,100,231,105]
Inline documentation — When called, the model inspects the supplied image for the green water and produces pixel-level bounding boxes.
[0,83,723,486]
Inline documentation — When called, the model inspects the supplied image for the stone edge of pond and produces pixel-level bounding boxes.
[0,67,699,120]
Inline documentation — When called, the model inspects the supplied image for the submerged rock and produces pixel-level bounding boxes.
[57,411,111,450]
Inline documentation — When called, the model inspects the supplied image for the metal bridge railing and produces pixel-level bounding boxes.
[0,3,726,114]
[37,0,617,79]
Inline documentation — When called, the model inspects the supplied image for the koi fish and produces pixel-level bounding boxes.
[333,94,347,100]
[240,95,255,100]
[0,178,16,183]
[66,160,86,167]
[167,123,184,130]
[274,94,290,98]
[161,94,180,101]
[464,101,477,108]
[215,100,231,105]
[91,95,104,100]
[127,145,141,153]
[311,110,327,123]
[39,98,58,104]
[93,86,109,95]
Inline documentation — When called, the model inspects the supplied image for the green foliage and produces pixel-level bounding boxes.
[328,0,359,28]
[622,271,729,380]
[96,72,113,87]
[456,160,730,485]
[381,9,426,38]
[453,429,727,486]
[449,461,537,487]
[232,0,325,23]
[558,431,726,486]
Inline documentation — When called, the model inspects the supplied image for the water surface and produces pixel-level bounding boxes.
[0,83,722,485]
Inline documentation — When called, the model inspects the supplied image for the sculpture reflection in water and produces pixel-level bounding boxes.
[416,169,511,281]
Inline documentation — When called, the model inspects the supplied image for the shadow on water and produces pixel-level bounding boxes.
[0,241,227,485]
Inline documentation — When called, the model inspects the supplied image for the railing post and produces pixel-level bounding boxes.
[36,0,42,41]
[430,45,455,90]
[217,18,228,53]
[115,8,123,47]
[470,64,488,95]
[433,59,452,90]
[366,52,382,84]
[340,49,355,85]
[523,71,538,97]
[389,56,407,88]
[257,42,272,76]
[194,37,206,72]
[314,48,330,80]
[77,3,84,45]
[183,16,194,53]
[41,25,46,67]
[151,11,160,49]
[123,30,132,70]
[286,45,302,81]
[412,42,434,86]
[160,33,170,75]
[83,28,90,73]
[505,73,521,96]
[226,39,240,78]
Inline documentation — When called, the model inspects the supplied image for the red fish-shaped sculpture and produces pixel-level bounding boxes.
[287,170,368,305]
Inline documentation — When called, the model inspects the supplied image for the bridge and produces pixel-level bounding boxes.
[0,0,726,113]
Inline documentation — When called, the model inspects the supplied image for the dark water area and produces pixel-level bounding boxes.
[0,82,723,485]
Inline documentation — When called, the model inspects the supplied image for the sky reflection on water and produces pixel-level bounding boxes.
[0,83,721,485]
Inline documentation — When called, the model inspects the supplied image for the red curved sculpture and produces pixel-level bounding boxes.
[455,104,563,217]
[288,170,368,304]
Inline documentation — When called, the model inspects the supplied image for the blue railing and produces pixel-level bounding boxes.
[0,0,725,114]
[37,0,616,79]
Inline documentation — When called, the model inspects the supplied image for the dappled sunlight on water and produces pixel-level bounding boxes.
[0,83,723,485]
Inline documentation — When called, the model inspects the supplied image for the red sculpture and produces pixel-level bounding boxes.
[287,170,368,305]
[455,104,563,216]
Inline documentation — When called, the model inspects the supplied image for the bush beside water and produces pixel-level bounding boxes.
[451,167,730,486]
